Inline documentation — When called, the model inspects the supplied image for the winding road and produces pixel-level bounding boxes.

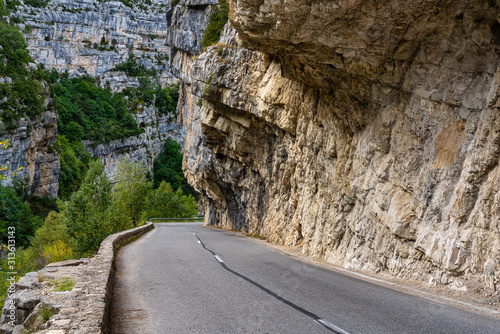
[110,223,499,334]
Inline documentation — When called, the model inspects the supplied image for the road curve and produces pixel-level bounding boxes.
[110,223,499,334]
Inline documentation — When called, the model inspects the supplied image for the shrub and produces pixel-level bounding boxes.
[0,184,43,247]
[201,0,229,48]
[23,0,48,8]
[0,21,46,124]
[54,136,91,199]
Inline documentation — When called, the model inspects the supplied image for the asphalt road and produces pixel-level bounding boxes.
[110,223,500,334]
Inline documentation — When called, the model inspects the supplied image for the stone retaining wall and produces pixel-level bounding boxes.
[47,222,154,334]
[0,222,154,334]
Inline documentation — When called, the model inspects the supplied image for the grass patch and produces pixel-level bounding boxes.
[52,277,75,292]
[246,232,267,241]
[41,305,54,321]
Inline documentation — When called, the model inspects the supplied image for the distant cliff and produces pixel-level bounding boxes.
[1,0,187,194]
[13,0,172,85]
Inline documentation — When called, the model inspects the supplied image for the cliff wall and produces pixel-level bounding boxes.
[0,110,59,197]
[13,0,173,85]
[181,0,500,291]
[2,0,187,193]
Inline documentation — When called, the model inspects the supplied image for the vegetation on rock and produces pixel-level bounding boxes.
[55,75,143,143]
[153,138,198,199]
[0,1,47,126]
[201,0,229,48]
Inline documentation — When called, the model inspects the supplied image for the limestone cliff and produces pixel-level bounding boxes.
[13,0,173,86]
[84,105,183,179]
[0,109,59,197]
[181,0,500,291]
[2,0,186,191]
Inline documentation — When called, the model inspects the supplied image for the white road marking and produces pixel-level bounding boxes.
[197,240,201,244]
[214,255,224,263]
[316,319,350,334]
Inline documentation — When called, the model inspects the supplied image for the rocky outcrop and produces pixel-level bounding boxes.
[0,109,59,197]
[181,0,500,293]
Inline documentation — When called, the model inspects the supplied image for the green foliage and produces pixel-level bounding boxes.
[29,210,74,267]
[28,195,58,219]
[41,305,55,321]
[145,181,197,219]
[155,84,179,115]
[54,136,92,199]
[153,138,198,199]
[5,0,20,11]
[0,184,42,247]
[64,160,116,256]
[113,157,152,227]
[55,76,143,143]
[0,20,46,124]
[113,54,154,77]
[201,0,229,48]
[52,277,74,292]
[23,0,48,8]
[112,55,179,116]
[11,175,30,202]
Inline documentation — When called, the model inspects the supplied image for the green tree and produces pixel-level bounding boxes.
[153,138,198,199]
[29,209,75,267]
[55,136,91,199]
[113,157,152,226]
[0,184,42,247]
[64,160,114,256]
[145,181,197,218]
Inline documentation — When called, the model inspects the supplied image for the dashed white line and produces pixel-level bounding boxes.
[197,240,201,244]
[214,255,224,263]
[316,319,350,334]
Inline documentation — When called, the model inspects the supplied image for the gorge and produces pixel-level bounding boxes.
[1,0,499,325]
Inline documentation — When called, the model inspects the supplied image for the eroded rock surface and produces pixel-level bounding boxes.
[181,0,500,292]
[13,0,173,85]
[0,109,60,197]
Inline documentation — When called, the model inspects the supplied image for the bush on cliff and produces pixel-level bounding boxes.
[0,11,46,125]
[55,76,143,143]
[201,0,229,48]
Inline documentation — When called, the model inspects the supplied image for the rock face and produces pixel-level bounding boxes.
[0,109,59,197]
[14,0,173,85]
[3,0,185,190]
[181,0,500,290]
[84,105,183,179]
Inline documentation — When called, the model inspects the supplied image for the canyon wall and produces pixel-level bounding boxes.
[0,109,59,197]
[13,0,172,85]
[1,0,187,193]
[181,0,500,290]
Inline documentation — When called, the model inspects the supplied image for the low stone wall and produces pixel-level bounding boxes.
[0,222,154,334]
